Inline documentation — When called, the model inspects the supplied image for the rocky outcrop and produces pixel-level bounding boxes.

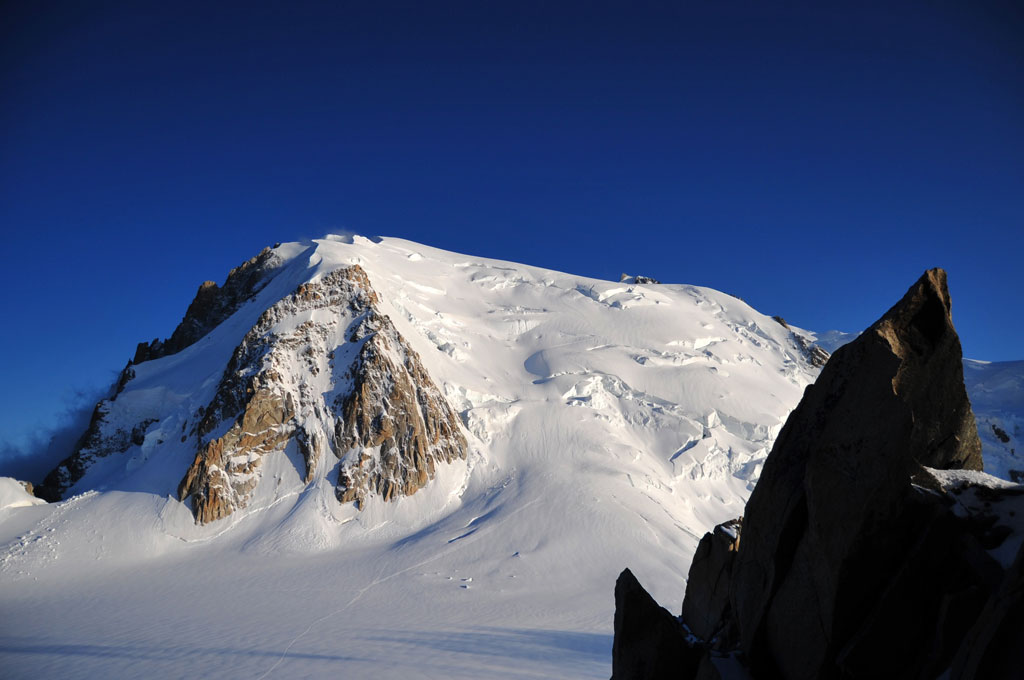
[731,268,984,678]
[35,247,286,502]
[772,315,831,368]
[612,569,703,680]
[620,274,662,285]
[39,244,467,521]
[951,539,1024,679]
[613,269,1020,679]
[680,518,741,647]
[178,388,295,524]
[178,265,468,523]
[0,477,46,509]
[133,245,284,364]
[333,307,467,507]
[36,393,156,502]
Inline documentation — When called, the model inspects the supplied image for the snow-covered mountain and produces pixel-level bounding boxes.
[36,235,826,526]
[0,236,1016,679]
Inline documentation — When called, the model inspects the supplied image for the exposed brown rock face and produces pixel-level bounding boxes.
[612,269,1019,680]
[178,265,467,523]
[38,248,466,521]
[792,333,830,368]
[178,389,294,524]
[333,309,467,507]
[133,245,284,364]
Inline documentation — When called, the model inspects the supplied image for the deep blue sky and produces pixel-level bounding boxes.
[2,0,1022,475]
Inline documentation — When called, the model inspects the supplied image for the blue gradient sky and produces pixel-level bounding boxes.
[2,1,1022,474]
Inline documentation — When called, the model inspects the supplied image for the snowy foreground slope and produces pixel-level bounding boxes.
[0,236,948,678]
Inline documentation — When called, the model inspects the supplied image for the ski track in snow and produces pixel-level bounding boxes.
[254,562,387,680]
[255,495,544,679]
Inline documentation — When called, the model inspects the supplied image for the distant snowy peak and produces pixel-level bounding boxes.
[964,359,1024,481]
[805,328,859,355]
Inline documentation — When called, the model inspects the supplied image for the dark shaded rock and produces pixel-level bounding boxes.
[612,568,702,680]
[693,655,723,680]
[134,245,284,364]
[730,269,984,677]
[113,361,135,396]
[830,477,1005,679]
[681,518,741,647]
[37,358,148,501]
[952,539,1024,680]
[620,273,662,285]
[36,402,154,502]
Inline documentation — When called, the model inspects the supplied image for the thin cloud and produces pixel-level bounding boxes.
[0,386,105,485]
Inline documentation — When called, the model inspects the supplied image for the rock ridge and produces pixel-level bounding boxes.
[36,245,286,502]
[133,245,285,364]
[177,264,468,523]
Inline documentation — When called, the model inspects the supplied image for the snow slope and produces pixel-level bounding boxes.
[963,359,1024,481]
[0,236,863,678]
